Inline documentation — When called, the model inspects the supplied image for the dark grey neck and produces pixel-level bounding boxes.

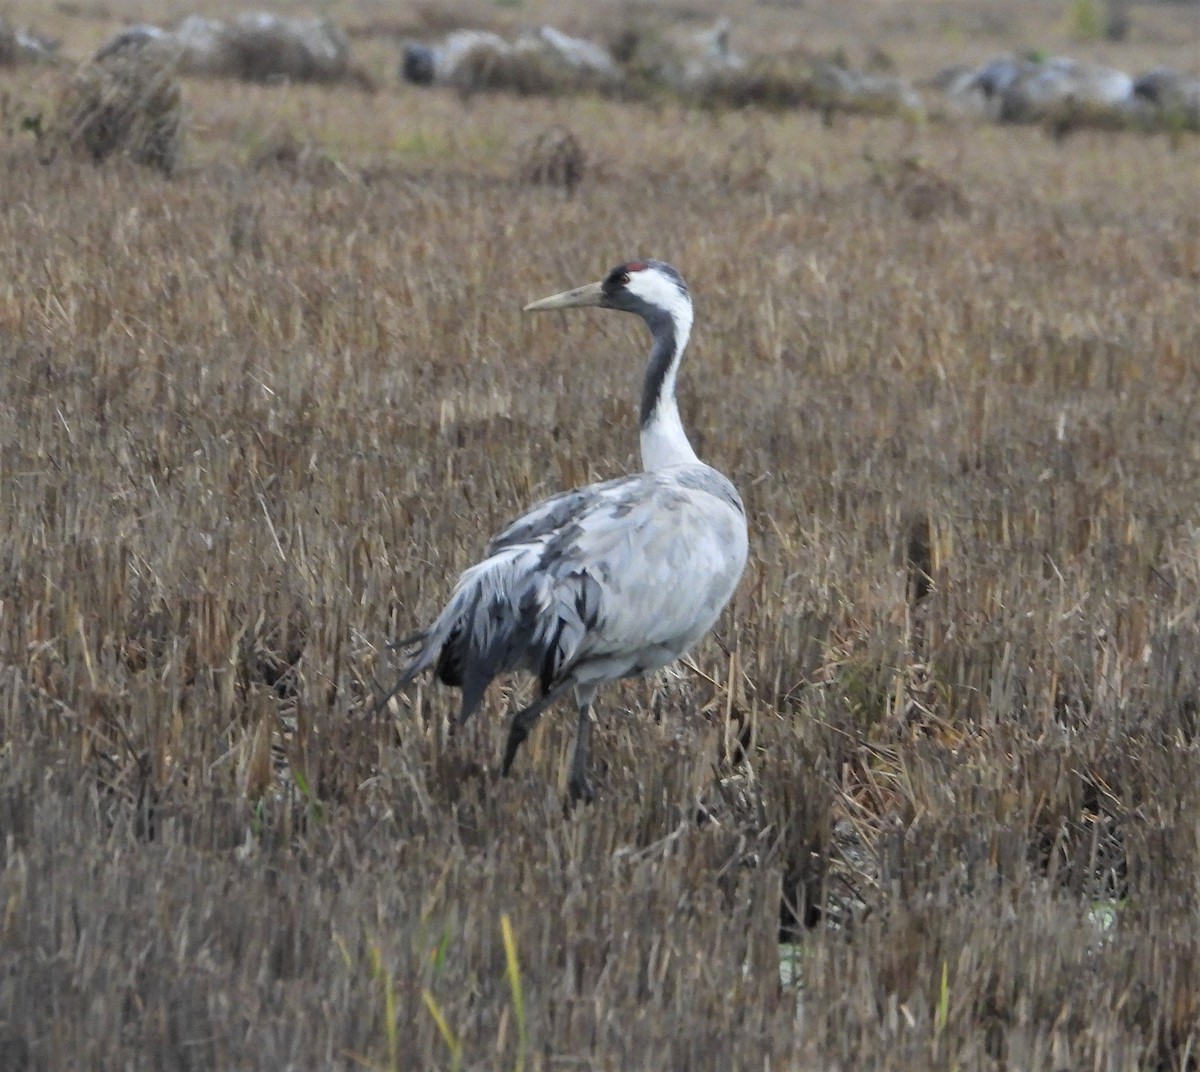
[638,311,679,428]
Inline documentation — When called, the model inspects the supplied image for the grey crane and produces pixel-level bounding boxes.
[382,260,748,802]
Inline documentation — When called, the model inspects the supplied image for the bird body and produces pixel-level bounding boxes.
[384,260,747,801]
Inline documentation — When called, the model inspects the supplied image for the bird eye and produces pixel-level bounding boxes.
[618,273,631,285]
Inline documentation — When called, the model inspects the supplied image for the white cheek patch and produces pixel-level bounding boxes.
[626,269,693,329]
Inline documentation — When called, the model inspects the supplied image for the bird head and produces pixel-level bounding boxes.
[523,260,691,326]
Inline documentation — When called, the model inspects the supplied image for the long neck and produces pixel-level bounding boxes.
[639,305,700,471]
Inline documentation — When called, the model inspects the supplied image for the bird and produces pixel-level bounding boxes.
[380,259,748,803]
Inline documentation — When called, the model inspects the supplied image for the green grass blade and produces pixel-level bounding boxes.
[935,960,949,1035]
[422,989,463,1072]
[500,913,528,1072]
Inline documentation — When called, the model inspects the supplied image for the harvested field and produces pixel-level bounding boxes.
[1,0,1200,1069]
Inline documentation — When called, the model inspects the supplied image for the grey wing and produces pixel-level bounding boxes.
[386,474,649,714]
[486,474,641,554]
[533,475,749,683]
[387,469,747,718]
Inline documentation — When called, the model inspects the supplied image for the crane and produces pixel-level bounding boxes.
[381,260,748,802]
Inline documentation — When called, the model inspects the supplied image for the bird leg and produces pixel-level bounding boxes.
[454,671,489,730]
[567,701,595,804]
[501,680,574,778]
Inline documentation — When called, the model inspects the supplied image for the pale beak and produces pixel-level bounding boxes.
[523,280,605,312]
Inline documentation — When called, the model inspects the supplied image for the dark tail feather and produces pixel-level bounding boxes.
[423,623,490,725]
[373,631,443,717]
[376,578,527,722]
[374,646,495,726]
[386,628,428,652]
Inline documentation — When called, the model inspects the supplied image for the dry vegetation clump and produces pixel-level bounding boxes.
[50,48,183,173]
[449,39,569,97]
[1040,95,1151,140]
[662,48,924,122]
[248,128,348,185]
[0,16,17,67]
[682,55,825,112]
[440,35,623,100]
[222,13,352,85]
[401,26,625,97]
[870,155,971,220]
[808,62,927,121]
[517,125,587,194]
[3,0,1200,1064]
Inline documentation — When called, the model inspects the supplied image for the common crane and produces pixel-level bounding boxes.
[382,260,748,802]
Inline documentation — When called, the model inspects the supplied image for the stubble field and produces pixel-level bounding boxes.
[2,0,1200,1069]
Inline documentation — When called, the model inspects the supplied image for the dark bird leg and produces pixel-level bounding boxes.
[501,679,574,778]
[567,684,598,804]
[454,669,490,731]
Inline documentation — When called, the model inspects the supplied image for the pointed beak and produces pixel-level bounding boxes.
[522,280,605,312]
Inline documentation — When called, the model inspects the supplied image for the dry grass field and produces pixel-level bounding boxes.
[2,0,1200,1068]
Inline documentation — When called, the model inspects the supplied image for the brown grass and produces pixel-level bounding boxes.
[2,0,1200,1069]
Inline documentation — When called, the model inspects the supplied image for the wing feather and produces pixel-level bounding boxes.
[527,466,748,680]
[396,464,747,710]
[486,474,638,554]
